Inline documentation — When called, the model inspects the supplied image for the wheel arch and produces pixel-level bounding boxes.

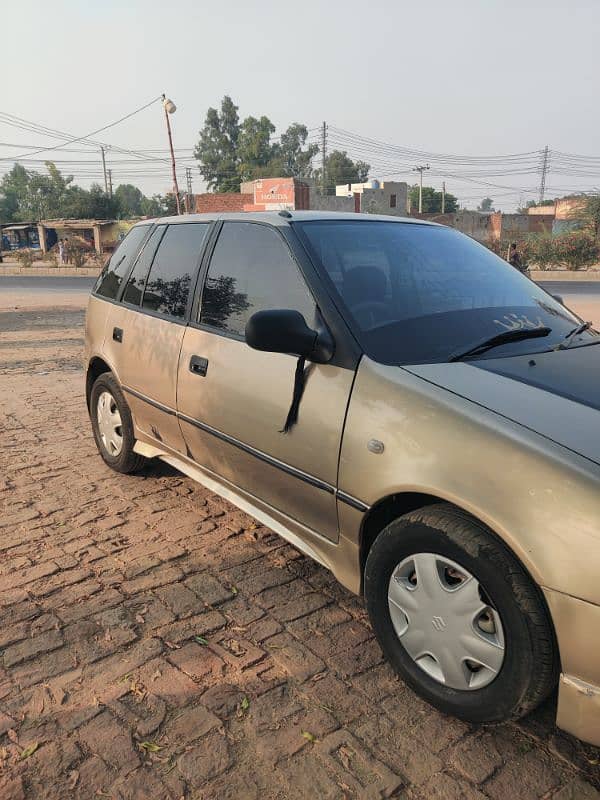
[86,356,113,411]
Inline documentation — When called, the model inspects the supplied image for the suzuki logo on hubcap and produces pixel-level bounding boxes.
[431,616,446,631]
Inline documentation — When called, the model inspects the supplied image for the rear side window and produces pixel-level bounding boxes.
[142,223,209,319]
[94,226,150,299]
[122,226,166,306]
[199,222,315,336]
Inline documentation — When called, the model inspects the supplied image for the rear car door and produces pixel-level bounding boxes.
[102,222,210,454]
[176,221,356,541]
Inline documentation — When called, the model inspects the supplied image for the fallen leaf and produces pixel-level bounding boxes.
[230,586,238,595]
[240,696,250,711]
[302,730,319,743]
[20,742,39,760]
[194,636,208,646]
[139,741,162,752]
[135,614,145,624]
[68,770,79,789]
[7,729,18,744]
[164,640,181,650]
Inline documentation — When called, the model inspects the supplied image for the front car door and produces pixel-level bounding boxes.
[176,220,357,541]
[102,221,210,454]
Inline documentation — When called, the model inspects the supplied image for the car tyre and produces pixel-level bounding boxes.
[364,503,558,723]
[90,372,147,474]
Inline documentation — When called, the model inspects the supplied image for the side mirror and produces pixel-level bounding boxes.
[552,294,564,305]
[245,309,334,363]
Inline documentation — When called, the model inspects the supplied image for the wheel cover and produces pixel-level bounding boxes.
[96,391,123,457]
[388,552,505,690]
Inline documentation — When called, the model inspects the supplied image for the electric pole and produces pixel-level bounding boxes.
[162,94,182,215]
[412,164,430,214]
[107,169,113,199]
[321,121,328,194]
[441,181,446,214]
[539,145,550,203]
[186,167,193,213]
[100,146,108,195]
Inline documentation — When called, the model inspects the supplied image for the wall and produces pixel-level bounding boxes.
[308,190,356,212]
[195,193,252,214]
[412,211,492,243]
[555,197,586,220]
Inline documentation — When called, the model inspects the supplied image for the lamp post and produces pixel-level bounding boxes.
[412,164,430,214]
[162,94,181,215]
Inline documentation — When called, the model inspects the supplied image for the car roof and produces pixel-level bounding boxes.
[132,210,438,228]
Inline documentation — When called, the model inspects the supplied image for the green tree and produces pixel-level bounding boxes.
[478,197,494,212]
[237,115,276,181]
[409,185,458,213]
[114,184,145,216]
[194,96,241,192]
[576,195,600,239]
[314,150,370,194]
[277,123,318,178]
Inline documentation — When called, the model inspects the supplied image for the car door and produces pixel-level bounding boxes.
[102,222,210,454]
[176,220,356,542]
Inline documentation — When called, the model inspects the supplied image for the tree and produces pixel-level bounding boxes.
[577,194,600,239]
[313,150,370,194]
[409,185,458,213]
[114,184,145,216]
[478,197,494,212]
[237,115,277,182]
[194,96,241,192]
[277,123,319,178]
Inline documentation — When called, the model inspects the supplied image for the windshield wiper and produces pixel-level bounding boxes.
[553,321,593,350]
[448,326,552,362]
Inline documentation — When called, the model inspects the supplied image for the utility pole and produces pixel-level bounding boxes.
[321,121,327,194]
[186,167,193,213]
[539,145,550,203]
[107,169,113,198]
[441,181,446,214]
[162,94,182,215]
[100,146,108,195]
[412,164,430,214]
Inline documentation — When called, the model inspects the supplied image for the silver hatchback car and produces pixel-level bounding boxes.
[85,212,600,746]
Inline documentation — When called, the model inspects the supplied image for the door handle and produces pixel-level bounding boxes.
[189,355,209,377]
[113,327,123,343]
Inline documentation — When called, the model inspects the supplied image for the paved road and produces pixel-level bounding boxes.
[0,276,599,323]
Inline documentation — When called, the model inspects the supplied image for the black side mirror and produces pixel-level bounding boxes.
[552,294,564,305]
[245,309,334,363]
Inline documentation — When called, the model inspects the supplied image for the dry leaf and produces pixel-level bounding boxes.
[7,729,18,744]
[20,742,39,760]
[164,640,181,650]
[68,770,79,789]
[139,741,162,752]
[302,730,318,743]
[135,614,145,624]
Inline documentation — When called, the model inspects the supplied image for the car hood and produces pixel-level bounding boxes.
[404,343,600,466]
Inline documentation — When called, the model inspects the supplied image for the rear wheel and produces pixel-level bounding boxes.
[364,503,558,723]
[90,373,147,474]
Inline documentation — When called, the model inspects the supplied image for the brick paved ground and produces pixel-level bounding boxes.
[0,304,599,800]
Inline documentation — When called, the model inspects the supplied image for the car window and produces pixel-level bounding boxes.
[297,220,584,364]
[122,226,166,307]
[142,223,209,319]
[199,222,315,336]
[94,225,150,299]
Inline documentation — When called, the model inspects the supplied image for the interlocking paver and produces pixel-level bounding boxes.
[0,304,598,798]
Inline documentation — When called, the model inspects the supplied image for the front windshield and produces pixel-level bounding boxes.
[296,219,595,365]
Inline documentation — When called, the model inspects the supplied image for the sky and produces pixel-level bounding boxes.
[2,0,600,211]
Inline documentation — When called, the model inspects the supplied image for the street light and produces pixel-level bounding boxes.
[162,94,181,215]
[412,164,430,214]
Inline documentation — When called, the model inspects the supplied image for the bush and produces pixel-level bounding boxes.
[70,245,87,268]
[42,249,59,267]
[552,230,599,270]
[14,248,35,267]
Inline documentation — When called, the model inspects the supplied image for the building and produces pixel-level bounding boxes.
[189,177,408,216]
[1,219,134,255]
[335,179,408,215]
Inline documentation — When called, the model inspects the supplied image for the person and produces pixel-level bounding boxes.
[63,237,70,264]
[58,238,65,265]
[508,242,526,273]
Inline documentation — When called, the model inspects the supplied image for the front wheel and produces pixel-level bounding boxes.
[90,372,147,474]
[364,504,558,723]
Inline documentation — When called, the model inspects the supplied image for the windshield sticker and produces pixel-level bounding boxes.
[493,313,545,332]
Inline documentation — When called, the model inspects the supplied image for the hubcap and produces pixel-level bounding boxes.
[388,553,505,690]
[96,391,123,457]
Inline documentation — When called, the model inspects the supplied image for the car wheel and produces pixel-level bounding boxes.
[90,372,147,474]
[364,503,558,723]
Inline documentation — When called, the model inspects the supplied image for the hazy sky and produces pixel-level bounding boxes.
[2,0,599,210]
